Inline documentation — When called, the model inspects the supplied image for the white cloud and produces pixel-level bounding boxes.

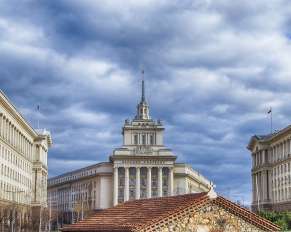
[63,104,111,125]
[2,0,291,204]
[0,17,46,46]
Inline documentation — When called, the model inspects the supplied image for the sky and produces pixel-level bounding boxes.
[1,0,291,205]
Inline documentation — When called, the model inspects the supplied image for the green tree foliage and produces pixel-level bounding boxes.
[258,211,291,231]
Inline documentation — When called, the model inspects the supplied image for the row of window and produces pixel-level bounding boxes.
[0,144,31,173]
[253,150,267,167]
[0,181,30,204]
[253,162,291,203]
[48,182,98,210]
[0,114,34,161]
[49,167,101,185]
[0,163,32,188]
[133,133,155,145]
[273,162,290,177]
[270,140,291,163]
[253,140,291,167]
[273,187,291,202]
[273,162,291,202]
[52,199,96,211]
[49,180,98,201]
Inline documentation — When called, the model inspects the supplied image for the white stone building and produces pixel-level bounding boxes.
[248,125,291,212]
[0,90,52,230]
[48,79,212,225]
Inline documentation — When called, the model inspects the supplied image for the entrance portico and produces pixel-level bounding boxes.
[113,164,174,205]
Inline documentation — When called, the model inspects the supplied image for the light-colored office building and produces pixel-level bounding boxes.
[48,79,213,225]
[0,90,52,231]
[248,125,291,212]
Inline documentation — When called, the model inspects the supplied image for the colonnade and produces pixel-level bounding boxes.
[113,166,174,205]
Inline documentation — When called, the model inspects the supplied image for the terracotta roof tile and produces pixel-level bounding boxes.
[61,192,280,232]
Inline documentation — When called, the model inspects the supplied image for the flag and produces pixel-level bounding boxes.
[267,107,272,114]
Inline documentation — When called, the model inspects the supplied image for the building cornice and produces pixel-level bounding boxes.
[49,162,112,179]
[48,172,113,188]
[110,155,177,162]
[248,125,291,151]
[0,90,38,138]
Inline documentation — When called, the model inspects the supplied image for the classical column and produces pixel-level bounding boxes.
[283,141,285,159]
[169,167,174,196]
[263,170,266,201]
[252,174,256,202]
[124,167,129,201]
[147,167,152,198]
[287,174,289,200]
[158,167,163,197]
[113,167,119,205]
[136,167,140,199]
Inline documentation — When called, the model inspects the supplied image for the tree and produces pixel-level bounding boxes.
[258,211,291,231]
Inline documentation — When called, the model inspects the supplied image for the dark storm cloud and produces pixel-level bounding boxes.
[1,0,291,204]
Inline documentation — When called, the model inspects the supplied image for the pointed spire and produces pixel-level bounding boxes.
[135,69,150,120]
[141,70,145,102]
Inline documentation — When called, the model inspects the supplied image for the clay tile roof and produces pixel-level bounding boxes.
[61,192,280,232]
[213,196,280,232]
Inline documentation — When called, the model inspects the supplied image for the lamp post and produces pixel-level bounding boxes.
[5,190,24,232]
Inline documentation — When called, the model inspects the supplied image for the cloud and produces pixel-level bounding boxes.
[2,0,291,205]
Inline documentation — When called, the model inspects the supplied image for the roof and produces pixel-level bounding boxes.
[61,192,280,232]
[247,125,291,151]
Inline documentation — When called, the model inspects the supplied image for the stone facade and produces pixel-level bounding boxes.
[0,90,52,231]
[146,203,264,232]
[248,125,291,212]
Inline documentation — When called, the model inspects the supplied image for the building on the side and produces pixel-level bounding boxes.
[248,125,291,212]
[0,90,52,231]
[48,79,213,227]
[48,162,113,225]
[61,191,280,232]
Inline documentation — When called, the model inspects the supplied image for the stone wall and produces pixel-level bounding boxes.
[143,203,266,232]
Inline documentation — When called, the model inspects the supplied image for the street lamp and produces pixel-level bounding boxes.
[5,190,25,232]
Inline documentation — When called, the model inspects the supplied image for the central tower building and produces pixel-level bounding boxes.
[111,79,176,204]
[48,77,212,228]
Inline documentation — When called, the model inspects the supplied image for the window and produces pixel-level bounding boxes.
[134,135,138,145]
[150,134,154,145]
[142,134,146,145]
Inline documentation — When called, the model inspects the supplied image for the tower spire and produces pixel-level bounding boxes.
[135,69,150,120]
[141,69,145,102]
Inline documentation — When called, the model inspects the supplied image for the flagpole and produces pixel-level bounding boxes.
[271,107,273,134]
[270,108,273,134]
[37,105,40,129]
